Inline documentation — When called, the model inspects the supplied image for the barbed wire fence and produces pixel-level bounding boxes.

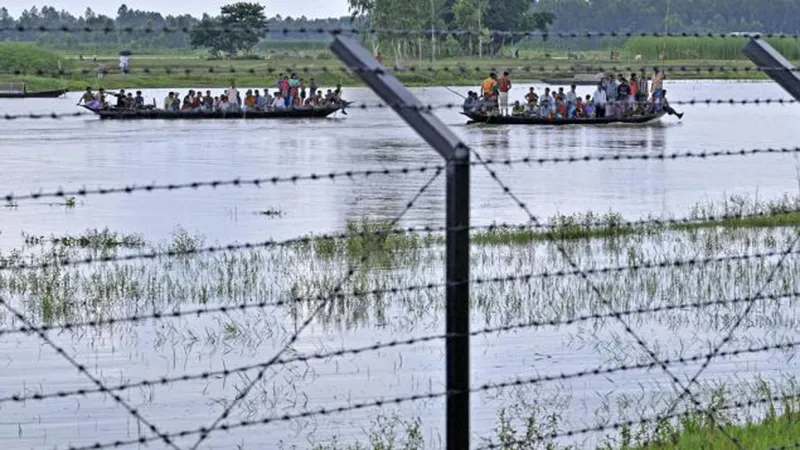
[0,25,799,450]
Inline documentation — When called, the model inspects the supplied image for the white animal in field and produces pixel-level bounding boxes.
[635,54,643,61]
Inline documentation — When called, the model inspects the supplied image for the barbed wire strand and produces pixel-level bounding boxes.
[3,98,798,120]
[770,442,800,450]
[4,288,797,406]
[2,247,798,339]
[3,63,799,78]
[0,296,183,450]
[64,340,800,450]
[2,163,441,202]
[469,145,755,449]
[475,390,800,449]
[4,205,800,275]
[1,26,799,39]
[186,167,442,450]
[661,229,800,419]
[5,145,800,204]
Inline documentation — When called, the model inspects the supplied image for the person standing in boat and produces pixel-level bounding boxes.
[617,74,630,116]
[287,74,300,107]
[497,71,512,116]
[628,74,639,114]
[225,83,239,111]
[308,79,317,101]
[593,82,607,118]
[651,67,664,100]
[603,74,618,117]
[566,84,578,118]
[480,73,498,114]
[638,68,649,104]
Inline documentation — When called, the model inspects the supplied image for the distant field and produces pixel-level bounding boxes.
[1,40,797,91]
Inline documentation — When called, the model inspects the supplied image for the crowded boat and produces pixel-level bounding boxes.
[464,67,683,121]
[78,74,347,113]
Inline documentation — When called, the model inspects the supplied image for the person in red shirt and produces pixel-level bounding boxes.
[497,71,512,116]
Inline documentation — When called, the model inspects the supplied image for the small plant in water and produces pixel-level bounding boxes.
[64,196,76,208]
[259,208,283,217]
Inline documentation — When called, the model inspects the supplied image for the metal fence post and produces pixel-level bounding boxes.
[329,35,470,450]
[743,37,800,101]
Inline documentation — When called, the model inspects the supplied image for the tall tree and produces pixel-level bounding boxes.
[189,2,267,56]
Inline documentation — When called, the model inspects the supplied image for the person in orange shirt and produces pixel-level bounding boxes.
[243,89,256,111]
[480,72,498,113]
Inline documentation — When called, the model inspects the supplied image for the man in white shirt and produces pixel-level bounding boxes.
[225,83,239,110]
[119,55,129,75]
[272,92,285,109]
[593,82,607,118]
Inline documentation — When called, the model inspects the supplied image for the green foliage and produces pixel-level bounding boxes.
[0,42,69,73]
[624,36,800,60]
[532,0,800,34]
[189,3,267,56]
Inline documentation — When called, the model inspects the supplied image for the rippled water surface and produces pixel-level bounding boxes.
[0,81,798,449]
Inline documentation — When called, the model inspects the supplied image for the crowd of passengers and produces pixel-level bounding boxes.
[464,67,683,120]
[78,73,345,112]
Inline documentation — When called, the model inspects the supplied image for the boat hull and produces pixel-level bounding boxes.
[0,89,68,98]
[540,80,599,86]
[462,111,666,126]
[87,106,345,120]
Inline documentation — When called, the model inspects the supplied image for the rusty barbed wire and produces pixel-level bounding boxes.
[185,167,443,450]
[61,340,800,450]
[2,288,797,406]
[2,63,798,78]
[2,248,796,339]
[5,145,799,203]
[475,390,800,449]
[1,25,798,39]
[0,296,182,450]
[3,206,800,274]
[467,137,799,449]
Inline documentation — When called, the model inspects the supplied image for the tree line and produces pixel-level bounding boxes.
[1,1,798,55]
[0,3,353,51]
[532,0,800,35]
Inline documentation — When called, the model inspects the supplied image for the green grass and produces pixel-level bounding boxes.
[307,194,800,257]
[624,36,800,61]
[2,42,795,91]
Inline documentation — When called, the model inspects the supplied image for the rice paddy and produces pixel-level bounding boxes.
[0,192,798,448]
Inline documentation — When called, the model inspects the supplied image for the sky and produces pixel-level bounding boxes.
[1,0,351,19]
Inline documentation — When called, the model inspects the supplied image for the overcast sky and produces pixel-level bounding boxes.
[2,0,350,19]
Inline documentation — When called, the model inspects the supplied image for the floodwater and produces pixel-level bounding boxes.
[0,81,798,449]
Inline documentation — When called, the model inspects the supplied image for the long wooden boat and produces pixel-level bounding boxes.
[540,79,599,86]
[0,88,68,98]
[80,103,349,120]
[462,111,666,126]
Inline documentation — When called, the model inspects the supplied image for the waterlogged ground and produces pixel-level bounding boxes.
[0,81,798,449]
[0,222,798,449]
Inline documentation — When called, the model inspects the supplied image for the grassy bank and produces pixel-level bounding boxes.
[1,46,790,91]
[300,385,800,449]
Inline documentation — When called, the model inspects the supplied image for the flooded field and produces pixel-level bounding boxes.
[0,80,798,449]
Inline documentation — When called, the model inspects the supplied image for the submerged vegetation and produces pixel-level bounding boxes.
[1,193,799,448]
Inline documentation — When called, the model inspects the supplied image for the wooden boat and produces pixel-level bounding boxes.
[540,79,599,86]
[80,103,349,120]
[540,73,604,87]
[462,111,667,126]
[0,88,68,98]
